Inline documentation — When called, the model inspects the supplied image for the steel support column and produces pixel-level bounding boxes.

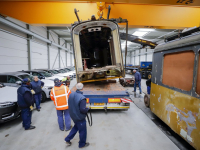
[134,50,136,66]
[65,41,68,66]
[145,48,147,61]
[26,24,32,70]
[58,38,61,68]
[47,29,50,69]
[139,49,140,66]
[70,52,72,66]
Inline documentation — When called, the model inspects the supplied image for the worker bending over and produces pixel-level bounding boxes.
[31,76,44,111]
[17,78,35,130]
[133,70,142,94]
[65,83,90,148]
[51,78,72,131]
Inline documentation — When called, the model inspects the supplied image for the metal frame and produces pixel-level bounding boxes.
[26,24,32,70]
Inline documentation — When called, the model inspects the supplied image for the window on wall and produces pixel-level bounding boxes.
[162,51,195,91]
[196,51,200,94]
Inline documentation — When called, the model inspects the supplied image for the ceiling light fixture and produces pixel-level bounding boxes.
[139,28,155,32]
[132,31,148,37]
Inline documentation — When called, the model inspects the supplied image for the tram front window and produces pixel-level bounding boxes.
[162,51,195,91]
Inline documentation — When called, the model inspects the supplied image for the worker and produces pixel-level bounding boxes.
[50,78,72,131]
[65,83,90,148]
[62,76,71,87]
[17,78,35,130]
[133,70,142,94]
[146,78,151,94]
[31,76,44,111]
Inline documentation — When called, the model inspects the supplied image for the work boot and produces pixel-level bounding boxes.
[66,141,72,146]
[80,143,89,148]
[37,108,40,112]
[25,125,35,130]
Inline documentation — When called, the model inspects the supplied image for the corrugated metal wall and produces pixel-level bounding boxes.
[32,41,48,69]
[0,17,74,73]
[60,50,66,68]
[50,46,59,69]
[0,30,28,72]
[125,48,154,66]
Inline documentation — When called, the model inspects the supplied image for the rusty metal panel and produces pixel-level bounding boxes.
[71,81,128,96]
[150,83,200,149]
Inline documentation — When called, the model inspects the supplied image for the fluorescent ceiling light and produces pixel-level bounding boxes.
[121,41,133,46]
[132,31,148,37]
[139,28,155,32]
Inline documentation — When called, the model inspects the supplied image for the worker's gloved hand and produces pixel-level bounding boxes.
[31,89,35,94]
[41,86,43,89]
[30,106,34,111]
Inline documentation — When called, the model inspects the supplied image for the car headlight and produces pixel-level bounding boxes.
[0,102,15,108]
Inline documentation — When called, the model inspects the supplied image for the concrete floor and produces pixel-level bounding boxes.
[0,78,179,150]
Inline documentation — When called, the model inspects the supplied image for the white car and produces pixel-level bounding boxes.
[53,69,74,80]
[0,83,21,123]
[64,67,76,78]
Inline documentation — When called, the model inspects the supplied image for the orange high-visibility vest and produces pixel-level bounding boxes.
[50,85,71,110]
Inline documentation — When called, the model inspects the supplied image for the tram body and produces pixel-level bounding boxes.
[150,30,200,149]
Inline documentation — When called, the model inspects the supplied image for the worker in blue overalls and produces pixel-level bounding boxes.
[65,83,90,148]
[31,76,44,111]
[17,78,35,130]
[133,70,142,94]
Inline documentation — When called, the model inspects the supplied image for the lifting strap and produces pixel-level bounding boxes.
[86,110,92,127]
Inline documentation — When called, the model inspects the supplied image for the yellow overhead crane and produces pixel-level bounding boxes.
[1,1,200,29]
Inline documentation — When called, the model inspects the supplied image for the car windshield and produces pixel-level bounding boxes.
[60,69,68,73]
[49,70,58,74]
[65,68,71,71]
[39,71,52,77]
[58,69,65,73]
[18,74,34,81]
[70,67,75,71]
[63,68,69,72]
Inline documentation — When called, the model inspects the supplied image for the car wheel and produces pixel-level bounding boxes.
[41,92,46,103]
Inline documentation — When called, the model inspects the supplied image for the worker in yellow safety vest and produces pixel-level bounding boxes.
[50,78,72,131]
[62,76,71,87]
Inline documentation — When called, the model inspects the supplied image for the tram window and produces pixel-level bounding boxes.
[197,51,200,94]
[162,51,195,91]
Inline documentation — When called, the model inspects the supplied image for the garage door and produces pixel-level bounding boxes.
[60,50,66,68]
[0,31,28,73]
[32,41,48,69]
[50,46,59,69]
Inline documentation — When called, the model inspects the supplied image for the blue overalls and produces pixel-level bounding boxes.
[31,80,43,109]
[65,90,88,148]
[17,84,33,129]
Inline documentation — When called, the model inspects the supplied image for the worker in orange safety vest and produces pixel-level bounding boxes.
[50,78,72,131]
